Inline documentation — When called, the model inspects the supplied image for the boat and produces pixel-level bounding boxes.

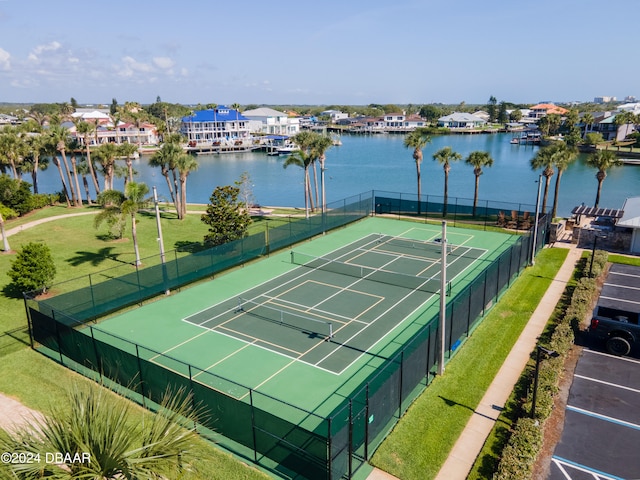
[276,144,299,155]
[621,158,640,165]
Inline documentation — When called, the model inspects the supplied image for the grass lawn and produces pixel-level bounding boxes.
[371,247,569,480]
[0,205,308,480]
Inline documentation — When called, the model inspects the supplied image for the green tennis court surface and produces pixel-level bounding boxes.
[96,217,518,419]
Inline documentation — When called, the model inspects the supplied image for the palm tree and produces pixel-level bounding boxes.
[311,134,334,213]
[530,145,556,214]
[48,124,78,206]
[0,383,202,479]
[283,148,314,218]
[586,150,622,208]
[23,133,49,194]
[75,119,101,194]
[95,142,120,191]
[123,181,150,266]
[119,142,139,183]
[67,137,84,206]
[76,158,93,205]
[549,142,578,218]
[465,151,494,217]
[175,154,198,219]
[0,126,22,179]
[404,130,432,214]
[581,113,594,139]
[149,141,183,217]
[432,146,462,217]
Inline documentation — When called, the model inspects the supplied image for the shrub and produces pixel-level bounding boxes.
[0,203,18,221]
[7,242,57,294]
[0,174,33,215]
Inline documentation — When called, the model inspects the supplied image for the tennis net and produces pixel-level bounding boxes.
[376,233,453,254]
[290,251,451,295]
[235,297,334,340]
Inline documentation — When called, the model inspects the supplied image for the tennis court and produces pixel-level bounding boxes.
[27,199,544,480]
[95,218,515,416]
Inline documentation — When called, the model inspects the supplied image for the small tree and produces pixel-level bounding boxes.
[236,171,256,210]
[201,185,252,246]
[8,242,56,294]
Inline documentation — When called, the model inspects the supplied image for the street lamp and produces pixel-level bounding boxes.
[531,345,559,419]
[589,232,608,277]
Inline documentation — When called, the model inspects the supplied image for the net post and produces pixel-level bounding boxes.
[328,322,333,341]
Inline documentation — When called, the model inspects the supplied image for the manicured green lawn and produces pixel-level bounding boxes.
[0,205,287,480]
[371,248,568,480]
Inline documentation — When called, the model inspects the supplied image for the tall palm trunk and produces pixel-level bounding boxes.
[53,157,72,207]
[443,165,450,217]
[172,169,182,219]
[70,154,83,206]
[312,161,319,210]
[180,175,188,218]
[551,168,565,219]
[473,171,481,217]
[131,212,142,266]
[160,167,178,213]
[541,171,552,214]
[303,167,310,219]
[84,135,101,195]
[594,172,606,208]
[82,174,93,205]
[32,154,40,194]
[59,149,78,206]
[416,159,422,215]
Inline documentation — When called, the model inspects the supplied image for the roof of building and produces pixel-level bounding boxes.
[71,110,111,120]
[438,112,487,123]
[242,107,288,118]
[617,197,640,228]
[182,107,247,123]
[530,103,569,115]
[571,205,625,218]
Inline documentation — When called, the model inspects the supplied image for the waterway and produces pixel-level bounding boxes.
[34,133,640,217]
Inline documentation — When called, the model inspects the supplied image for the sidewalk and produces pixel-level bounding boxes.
[367,244,582,480]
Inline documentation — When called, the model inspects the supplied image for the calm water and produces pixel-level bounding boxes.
[35,133,640,217]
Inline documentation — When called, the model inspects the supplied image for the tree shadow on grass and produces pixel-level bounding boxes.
[67,247,128,267]
[2,282,25,299]
[173,241,207,253]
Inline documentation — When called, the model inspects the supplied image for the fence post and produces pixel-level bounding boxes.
[348,399,353,478]
[89,327,103,383]
[135,344,146,408]
[89,274,97,321]
[52,311,64,365]
[327,417,332,480]
[249,389,258,463]
[399,351,404,414]
[364,384,370,460]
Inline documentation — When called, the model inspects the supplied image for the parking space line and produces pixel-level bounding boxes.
[584,349,640,364]
[598,295,640,306]
[552,455,625,480]
[566,405,640,431]
[574,374,640,394]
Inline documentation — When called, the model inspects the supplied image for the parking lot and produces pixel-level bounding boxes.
[549,264,640,479]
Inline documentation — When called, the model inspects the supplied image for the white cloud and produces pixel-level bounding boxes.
[0,47,10,70]
[117,56,154,77]
[33,41,61,55]
[153,56,174,69]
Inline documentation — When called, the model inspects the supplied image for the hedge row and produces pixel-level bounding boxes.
[493,249,608,479]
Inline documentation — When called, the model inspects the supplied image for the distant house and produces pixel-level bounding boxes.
[181,106,250,144]
[473,110,490,122]
[321,110,349,122]
[437,112,487,129]
[528,103,569,120]
[71,109,111,126]
[242,107,299,136]
[403,114,426,129]
[71,110,159,146]
[0,114,19,125]
[590,112,636,142]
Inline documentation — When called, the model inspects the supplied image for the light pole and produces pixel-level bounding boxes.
[531,345,559,418]
[438,220,448,376]
[530,174,543,266]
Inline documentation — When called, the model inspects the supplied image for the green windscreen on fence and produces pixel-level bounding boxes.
[25,191,549,480]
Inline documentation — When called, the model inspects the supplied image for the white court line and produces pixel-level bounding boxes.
[318,242,485,374]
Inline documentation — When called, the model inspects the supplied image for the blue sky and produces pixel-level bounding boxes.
[0,0,637,106]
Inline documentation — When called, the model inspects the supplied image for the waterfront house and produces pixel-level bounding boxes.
[588,112,637,142]
[181,106,251,145]
[403,114,426,129]
[527,103,569,120]
[242,107,300,136]
[437,112,487,129]
[321,110,349,122]
[71,111,159,146]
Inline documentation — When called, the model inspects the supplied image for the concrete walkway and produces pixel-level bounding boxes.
[367,244,582,480]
